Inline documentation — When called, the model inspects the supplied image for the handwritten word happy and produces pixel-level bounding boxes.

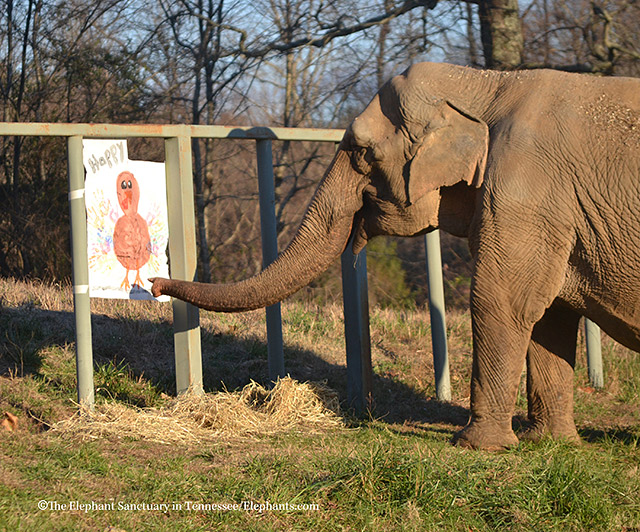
[86,141,126,174]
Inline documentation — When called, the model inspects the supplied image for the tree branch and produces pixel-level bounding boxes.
[231,0,439,58]
[592,2,640,61]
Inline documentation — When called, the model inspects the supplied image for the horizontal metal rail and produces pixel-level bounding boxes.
[0,122,345,142]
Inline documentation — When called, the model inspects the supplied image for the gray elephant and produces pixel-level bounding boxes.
[151,62,640,450]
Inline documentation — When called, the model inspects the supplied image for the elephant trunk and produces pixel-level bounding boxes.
[151,149,363,312]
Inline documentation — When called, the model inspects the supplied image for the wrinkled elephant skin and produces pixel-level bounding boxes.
[152,62,640,450]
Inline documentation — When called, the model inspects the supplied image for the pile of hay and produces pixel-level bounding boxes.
[53,377,343,445]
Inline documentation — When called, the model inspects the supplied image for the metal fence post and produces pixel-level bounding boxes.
[341,239,373,413]
[165,135,203,395]
[67,135,95,408]
[585,318,604,388]
[255,139,285,382]
[425,230,451,401]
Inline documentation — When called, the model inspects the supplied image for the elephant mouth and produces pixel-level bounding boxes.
[350,213,369,255]
[351,189,441,252]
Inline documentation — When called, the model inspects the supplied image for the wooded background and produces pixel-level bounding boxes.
[1,0,639,308]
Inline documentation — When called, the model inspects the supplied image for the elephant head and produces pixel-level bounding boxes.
[151,63,490,311]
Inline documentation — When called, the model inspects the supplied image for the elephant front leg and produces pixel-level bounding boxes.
[451,179,574,449]
[522,304,580,443]
[453,304,531,450]
[453,241,570,449]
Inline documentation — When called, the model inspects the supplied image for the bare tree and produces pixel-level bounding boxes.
[156,0,260,281]
[521,0,640,74]
[0,0,159,278]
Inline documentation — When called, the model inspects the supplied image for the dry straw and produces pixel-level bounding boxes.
[53,377,343,445]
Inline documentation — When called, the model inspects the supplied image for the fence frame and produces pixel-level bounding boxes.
[0,122,604,411]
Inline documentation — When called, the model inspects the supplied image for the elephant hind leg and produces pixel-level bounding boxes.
[521,303,581,443]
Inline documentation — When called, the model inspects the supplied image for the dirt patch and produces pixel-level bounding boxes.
[583,94,640,144]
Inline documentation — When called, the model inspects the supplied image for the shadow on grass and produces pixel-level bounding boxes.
[0,304,73,376]
[579,427,640,446]
[0,303,469,431]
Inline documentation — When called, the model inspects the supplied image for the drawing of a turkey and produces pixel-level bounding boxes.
[113,170,151,290]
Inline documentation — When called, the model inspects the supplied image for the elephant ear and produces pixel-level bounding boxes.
[407,101,488,205]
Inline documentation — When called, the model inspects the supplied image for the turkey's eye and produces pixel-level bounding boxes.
[120,181,127,189]
[127,180,132,188]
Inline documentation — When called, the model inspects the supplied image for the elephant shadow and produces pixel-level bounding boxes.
[579,427,640,445]
[0,303,469,432]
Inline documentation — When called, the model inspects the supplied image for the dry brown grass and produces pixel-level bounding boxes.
[52,377,343,445]
[3,276,638,439]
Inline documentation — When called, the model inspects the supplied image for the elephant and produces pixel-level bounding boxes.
[151,62,640,450]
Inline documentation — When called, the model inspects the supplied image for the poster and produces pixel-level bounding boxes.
[83,139,170,301]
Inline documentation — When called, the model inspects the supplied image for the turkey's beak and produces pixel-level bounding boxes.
[122,191,132,211]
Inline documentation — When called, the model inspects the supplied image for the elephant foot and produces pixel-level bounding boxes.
[453,419,519,451]
[519,417,581,444]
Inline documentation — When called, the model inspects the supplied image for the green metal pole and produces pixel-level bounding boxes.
[425,230,451,401]
[165,135,203,395]
[67,135,95,408]
[341,238,373,413]
[255,139,285,382]
[585,318,604,388]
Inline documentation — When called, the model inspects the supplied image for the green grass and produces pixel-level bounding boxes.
[2,429,639,531]
[1,278,640,531]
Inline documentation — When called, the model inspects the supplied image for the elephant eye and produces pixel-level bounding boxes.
[120,181,127,189]
[127,180,132,188]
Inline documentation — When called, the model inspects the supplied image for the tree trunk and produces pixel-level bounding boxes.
[467,3,480,67]
[377,0,394,90]
[478,0,524,70]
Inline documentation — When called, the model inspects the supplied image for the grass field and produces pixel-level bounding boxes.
[1,277,639,531]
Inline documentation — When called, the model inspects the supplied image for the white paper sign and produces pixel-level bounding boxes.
[83,139,170,301]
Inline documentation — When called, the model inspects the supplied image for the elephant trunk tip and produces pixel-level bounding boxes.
[149,277,166,298]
